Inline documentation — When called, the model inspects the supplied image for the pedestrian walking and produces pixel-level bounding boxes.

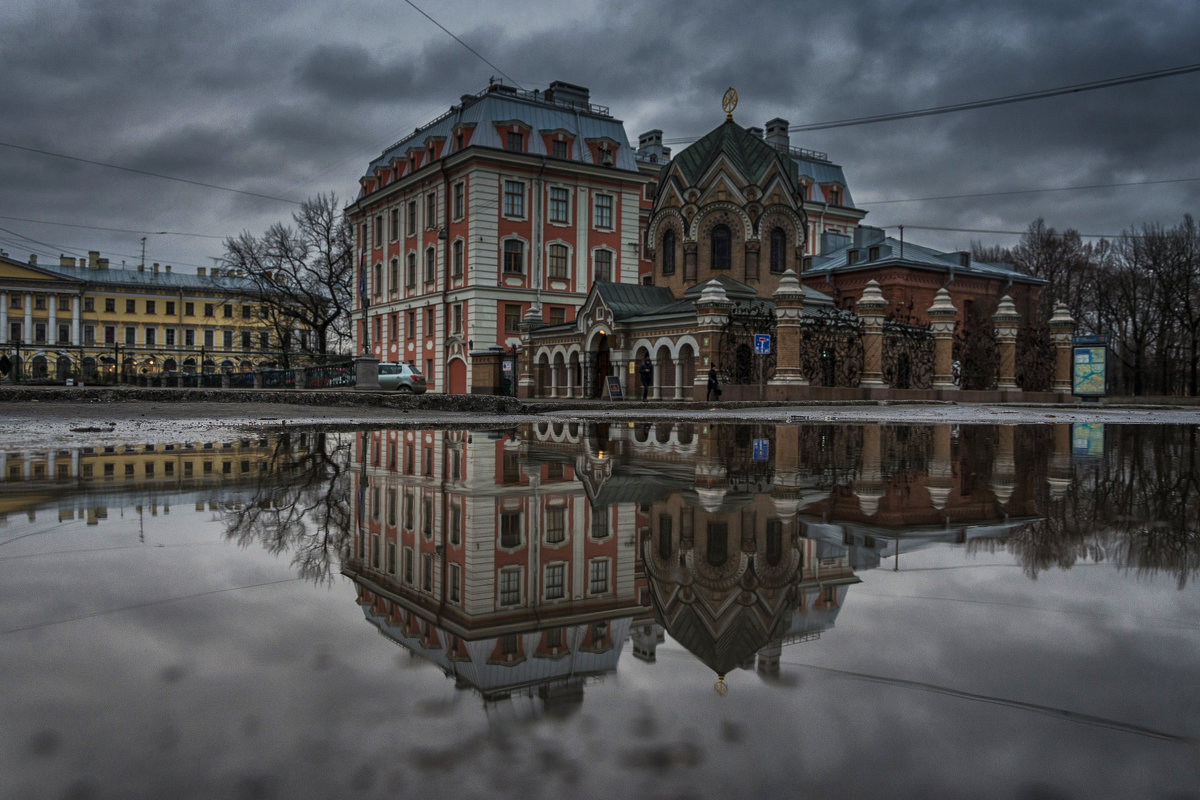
[706,365,721,401]
[638,356,654,401]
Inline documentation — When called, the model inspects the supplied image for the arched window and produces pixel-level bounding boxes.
[770,227,787,273]
[711,224,731,270]
[662,229,676,275]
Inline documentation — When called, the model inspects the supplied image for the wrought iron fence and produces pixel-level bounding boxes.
[797,308,863,387]
[1016,324,1054,391]
[717,301,776,385]
[883,314,934,390]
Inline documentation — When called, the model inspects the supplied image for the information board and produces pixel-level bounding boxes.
[605,376,624,401]
[1072,341,1107,396]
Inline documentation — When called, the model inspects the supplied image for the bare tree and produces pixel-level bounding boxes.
[224,193,354,360]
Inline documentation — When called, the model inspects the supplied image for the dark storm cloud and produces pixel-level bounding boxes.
[1,0,1197,268]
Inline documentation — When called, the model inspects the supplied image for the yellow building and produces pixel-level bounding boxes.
[0,250,311,382]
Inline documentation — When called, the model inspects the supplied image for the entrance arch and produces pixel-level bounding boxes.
[588,333,610,398]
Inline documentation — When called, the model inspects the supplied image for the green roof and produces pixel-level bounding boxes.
[593,282,677,320]
[672,119,799,187]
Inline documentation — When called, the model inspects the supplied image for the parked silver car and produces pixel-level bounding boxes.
[377,362,427,393]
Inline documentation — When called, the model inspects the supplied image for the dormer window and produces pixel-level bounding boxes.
[868,245,880,261]
[552,139,568,159]
[848,249,859,266]
[506,131,524,152]
[599,145,613,166]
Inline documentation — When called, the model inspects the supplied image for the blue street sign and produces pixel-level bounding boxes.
[752,438,769,461]
[754,334,771,354]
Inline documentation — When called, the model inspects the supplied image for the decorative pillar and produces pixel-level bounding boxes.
[72,295,81,346]
[517,307,545,398]
[0,292,7,343]
[1048,302,1075,394]
[1047,424,1073,500]
[694,280,730,399]
[743,241,760,283]
[673,359,684,400]
[772,269,807,385]
[990,425,1016,509]
[24,292,33,343]
[683,242,698,284]
[993,295,1020,392]
[927,424,953,512]
[48,295,57,345]
[928,289,958,391]
[857,280,887,389]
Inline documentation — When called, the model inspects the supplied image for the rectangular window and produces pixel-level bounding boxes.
[241,305,251,319]
[452,304,463,334]
[185,329,195,347]
[422,554,432,592]
[373,214,383,248]
[591,508,609,539]
[241,331,251,349]
[406,311,416,340]
[184,302,194,316]
[424,308,434,337]
[165,301,175,315]
[57,323,70,344]
[165,328,175,347]
[33,323,45,343]
[105,298,115,313]
[547,244,568,279]
[10,295,21,309]
[503,180,524,217]
[549,307,566,326]
[549,187,569,224]
[551,139,568,159]
[499,568,521,606]
[594,250,612,282]
[545,563,565,599]
[84,297,94,312]
[58,295,71,311]
[121,299,134,313]
[386,542,396,574]
[204,304,214,317]
[390,313,399,342]
[144,328,156,347]
[145,300,156,314]
[425,192,437,228]
[424,248,435,284]
[223,304,232,318]
[449,564,461,603]
[406,253,416,288]
[452,240,463,278]
[223,330,233,349]
[404,548,414,584]
[588,560,608,594]
[84,325,95,345]
[505,131,524,152]
[453,182,465,219]
[124,326,135,346]
[503,240,524,274]
[406,201,416,235]
[102,325,114,344]
[389,207,399,242]
[593,194,613,229]
[545,507,565,543]
[204,330,214,348]
[390,259,398,292]
[504,303,521,333]
[500,511,521,548]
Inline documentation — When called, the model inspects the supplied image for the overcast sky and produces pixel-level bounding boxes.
[2,0,1198,274]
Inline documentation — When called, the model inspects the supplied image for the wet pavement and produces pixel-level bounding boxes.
[1,419,1198,798]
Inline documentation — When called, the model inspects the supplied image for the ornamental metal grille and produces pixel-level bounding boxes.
[1016,323,1054,391]
[717,301,776,385]
[883,313,934,390]
[797,308,863,387]
[954,310,999,390]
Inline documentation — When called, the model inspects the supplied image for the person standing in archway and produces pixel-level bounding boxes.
[638,356,653,401]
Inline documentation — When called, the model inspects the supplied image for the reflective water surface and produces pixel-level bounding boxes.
[2,423,1198,799]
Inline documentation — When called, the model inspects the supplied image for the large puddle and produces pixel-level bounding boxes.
[2,422,1198,798]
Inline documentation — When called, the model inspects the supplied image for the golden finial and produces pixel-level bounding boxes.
[714,674,729,696]
[722,87,738,121]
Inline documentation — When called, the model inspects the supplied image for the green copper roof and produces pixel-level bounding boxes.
[671,119,799,187]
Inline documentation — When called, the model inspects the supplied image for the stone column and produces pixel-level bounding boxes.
[854,425,885,517]
[990,425,1016,509]
[1048,302,1075,394]
[772,270,807,385]
[993,295,1020,392]
[694,280,730,400]
[674,359,684,400]
[857,280,887,389]
[48,295,57,344]
[683,242,698,284]
[1,292,7,343]
[565,359,574,398]
[24,292,33,343]
[72,295,81,346]
[928,289,958,391]
[517,307,545,398]
[927,424,953,512]
[549,358,559,397]
[744,241,760,283]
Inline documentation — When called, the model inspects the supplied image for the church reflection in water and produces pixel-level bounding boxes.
[341,421,1084,712]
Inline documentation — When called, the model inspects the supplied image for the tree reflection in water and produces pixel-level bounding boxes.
[221,431,353,584]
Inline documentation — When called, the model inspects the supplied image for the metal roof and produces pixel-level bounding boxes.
[366,84,639,177]
[671,120,800,188]
[809,235,1046,285]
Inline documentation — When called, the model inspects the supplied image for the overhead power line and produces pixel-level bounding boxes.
[860,175,1200,205]
[0,140,302,205]
[871,223,1138,240]
[660,61,1200,145]
[401,0,521,89]
[0,214,226,239]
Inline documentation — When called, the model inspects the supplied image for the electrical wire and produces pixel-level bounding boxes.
[0,214,226,239]
[401,0,521,89]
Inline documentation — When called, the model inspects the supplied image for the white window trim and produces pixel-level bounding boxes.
[501,235,529,276]
[587,557,612,597]
[590,245,616,283]
[502,179,527,220]
[546,184,572,226]
[542,560,568,601]
[545,240,573,281]
[498,565,524,607]
[592,192,615,230]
